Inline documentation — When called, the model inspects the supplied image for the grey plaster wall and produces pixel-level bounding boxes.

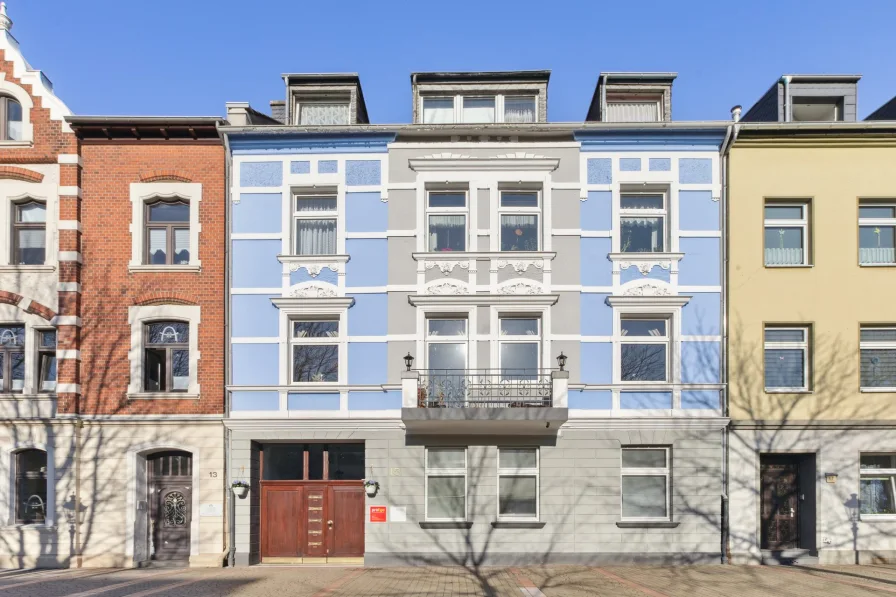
[551,237,580,286]
[387,237,417,286]
[387,189,417,231]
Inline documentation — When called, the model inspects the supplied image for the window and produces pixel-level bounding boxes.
[860,326,896,390]
[15,449,47,524]
[499,318,540,381]
[621,447,670,520]
[497,448,539,520]
[858,203,896,265]
[0,95,22,141]
[503,97,536,123]
[0,325,24,393]
[144,321,189,392]
[426,319,467,372]
[262,443,363,481]
[500,191,540,252]
[606,95,661,122]
[425,447,466,521]
[791,98,841,122]
[620,317,669,382]
[291,320,339,383]
[12,200,46,265]
[297,102,350,126]
[620,193,665,253]
[860,454,896,517]
[295,193,337,255]
[427,191,467,252]
[764,326,810,391]
[422,97,454,124]
[420,94,538,124]
[462,97,495,123]
[37,330,56,393]
[145,199,189,265]
[764,202,809,266]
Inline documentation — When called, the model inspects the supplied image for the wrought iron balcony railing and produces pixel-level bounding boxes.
[416,369,553,408]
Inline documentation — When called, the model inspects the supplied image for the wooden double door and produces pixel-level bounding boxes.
[261,482,364,560]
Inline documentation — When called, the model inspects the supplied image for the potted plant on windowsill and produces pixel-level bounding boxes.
[363,479,380,497]
[231,481,250,499]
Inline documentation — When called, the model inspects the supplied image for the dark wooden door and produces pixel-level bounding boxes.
[261,486,303,557]
[328,485,365,557]
[761,461,800,549]
[148,452,192,561]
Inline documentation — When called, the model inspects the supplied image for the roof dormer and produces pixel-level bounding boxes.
[283,73,369,126]
[586,72,676,122]
[411,71,550,124]
[741,75,861,122]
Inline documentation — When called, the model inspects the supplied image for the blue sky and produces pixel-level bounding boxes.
[10,0,896,122]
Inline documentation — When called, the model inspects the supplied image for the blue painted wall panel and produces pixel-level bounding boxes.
[240,161,282,187]
[619,157,641,171]
[581,293,612,336]
[587,158,612,184]
[679,190,719,231]
[346,239,387,286]
[678,158,713,184]
[288,393,341,410]
[345,160,381,186]
[345,192,387,233]
[231,391,279,411]
[233,194,283,234]
[568,390,612,409]
[681,390,721,410]
[348,343,387,385]
[318,160,338,174]
[678,238,720,286]
[348,293,387,336]
[682,292,721,336]
[232,295,279,337]
[649,158,671,171]
[232,344,279,385]
[681,341,721,384]
[581,238,612,286]
[291,267,338,285]
[290,161,310,174]
[348,390,401,410]
[582,191,612,231]
[580,342,612,384]
[620,392,672,409]
[232,240,282,288]
[620,265,671,284]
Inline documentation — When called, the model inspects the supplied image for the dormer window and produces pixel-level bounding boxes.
[0,95,22,141]
[791,98,842,122]
[296,101,350,126]
[421,94,538,124]
[606,94,662,122]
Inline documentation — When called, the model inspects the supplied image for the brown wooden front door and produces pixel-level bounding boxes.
[261,485,303,557]
[328,485,365,557]
[761,460,800,549]
[148,451,193,561]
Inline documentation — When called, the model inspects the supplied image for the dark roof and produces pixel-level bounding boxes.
[866,96,896,121]
[66,116,223,140]
[245,106,280,125]
[411,70,550,84]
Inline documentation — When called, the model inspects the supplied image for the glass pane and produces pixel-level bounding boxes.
[621,344,667,382]
[427,319,466,337]
[764,328,805,342]
[427,343,466,371]
[16,229,45,265]
[422,98,454,124]
[6,99,22,141]
[148,228,168,264]
[622,449,667,469]
[621,195,663,210]
[427,448,465,469]
[428,214,465,251]
[621,217,664,252]
[149,202,189,222]
[859,226,896,264]
[17,449,47,473]
[860,477,896,515]
[500,215,539,251]
[17,202,46,223]
[765,205,804,220]
[0,326,24,346]
[308,444,324,480]
[172,349,189,390]
[764,227,805,265]
[144,348,165,392]
[293,321,339,338]
[427,476,465,519]
[500,319,538,336]
[428,193,466,208]
[606,102,659,122]
[10,352,24,391]
[862,328,896,342]
[16,478,47,523]
[296,196,337,212]
[861,349,896,388]
[327,444,365,480]
[500,343,539,371]
[292,345,338,382]
[499,448,537,470]
[504,97,536,123]
[39,354,57,392]
[501,192,538,208]
[147,322,189,344]
[40,331,57,348]
[764,348,805,389]
[499,476,537,517]
[0,352,4,391]
[173,228,190,265]
[462,97,495,123]
[262,444,304,480]
[861,455,896,470]
[860,205,896,219]
[621,319,667,337]
[299,103,349,126]
[621,475,667,518]
[296,219,337,255]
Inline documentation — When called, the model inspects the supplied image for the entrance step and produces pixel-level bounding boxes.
[141,560,189,568]
[260,556,364,566]
[761,550,819,566]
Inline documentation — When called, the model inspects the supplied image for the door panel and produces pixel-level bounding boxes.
[761,461,799,549]
[328,485,365,557]
[152,481,191,560]
[262,486,303,558]
[304,488,327,557]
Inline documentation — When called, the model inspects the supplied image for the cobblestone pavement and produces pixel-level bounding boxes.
[2,564,896,597]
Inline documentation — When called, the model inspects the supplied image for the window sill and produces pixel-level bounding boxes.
[0,141,33,148]
[491,520,546,529]
[4,523,55,529]
[859,263,896,268]
[607,252,685,262]
[764,389,812,394]
[860,388,896,393]
[763,264,813,269]
[127,392,200,400]
[0,264,56,273]
[129,265,201,273]
[860,515,896,522]
[419,521,473,529]
[616,521,679,529]
[0,394,56,400]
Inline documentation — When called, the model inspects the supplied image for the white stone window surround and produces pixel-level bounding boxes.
[0,76,34,145]
[129,182,202,271]
[0,180,58,269]
[272,297,352,388]
[1,441,55,527]
[127,304,201,398]
[425,185,469,252]
[0,304,55,396]
[497,186,542,252]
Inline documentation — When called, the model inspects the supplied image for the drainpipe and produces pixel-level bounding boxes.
[782,76,792,122]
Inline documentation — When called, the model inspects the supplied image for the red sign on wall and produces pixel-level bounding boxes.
[369,506,387,522]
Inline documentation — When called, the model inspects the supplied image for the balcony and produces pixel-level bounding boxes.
[401,369,568,435]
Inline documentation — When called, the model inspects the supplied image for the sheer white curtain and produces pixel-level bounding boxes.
[299,103,350,125]
[504,98,536,123]
[423,99,454,124]
[765,247,804,265]
[462,98,495,123]
[296,219,337,255]
[429,215,464,251]
[860,247,896,264]
[607,102,659,122]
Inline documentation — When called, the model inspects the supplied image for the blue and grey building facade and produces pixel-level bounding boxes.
[222,71,728,565]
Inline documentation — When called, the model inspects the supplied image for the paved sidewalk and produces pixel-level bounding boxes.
[2,564,896,596]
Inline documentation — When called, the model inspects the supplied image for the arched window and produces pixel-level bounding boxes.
[145,199,189,265]
[144,320,189,392]
[16,449,47,524]
[1,96,23,141]
[12,200,47,265]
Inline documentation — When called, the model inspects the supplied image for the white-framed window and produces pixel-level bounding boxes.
[860,453,896,518]
[791,98,841,122]
[858,202,896,265]
[0,324,25,393]
[420,94,537,124]
[499,190,540,252]
[127,305,200,397]
[36,329,56,393]
[422,97,455,124]
[499,317,540,381]
[0,95,23,141]
[620,317,670,382]
[427,190,467,252]
[294,192,337,256]
[606,94,662,123]
[764,326,810,391]
[11,199,46,265]
[621,447,671,520]
[764,202,809,266]
[129,182,201,270]
[291,319,339,383]
[462,96,495,123]
[860,326,896,390]
[425,447,467,521]
[426,318,468,372]
[296,101,350,126]
[620,192,666,253]
[497,447,539,520]
[503,97,536,123]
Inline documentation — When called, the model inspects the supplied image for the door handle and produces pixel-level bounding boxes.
[327,520,334,527]
[790,507,795,517]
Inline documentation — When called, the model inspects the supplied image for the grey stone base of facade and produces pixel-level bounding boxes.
[365,551,723,567]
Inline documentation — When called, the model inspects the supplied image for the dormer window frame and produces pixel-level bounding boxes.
[420,93,538,125]
[293,94,352,126]
[605,93,663,123]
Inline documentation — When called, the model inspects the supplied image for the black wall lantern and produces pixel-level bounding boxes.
[556,352,567,371]
[404,352,415,371]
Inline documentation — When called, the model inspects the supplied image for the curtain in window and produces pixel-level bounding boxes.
[7,100,22,141]
[423,99,454,124]
[765,247,804,265]
[504,98,535,123]
[764,348,804,388]
[299,104,349,125]
[621,476,666,517]
[174,229,190,264]
[860,478,896,514]
[296,219,337,255]
[621,217,663,253]
[462,98,495,123]
[500,215,538,251]
[861,349,896,388]
[17,229,45,250]
[860,248,896,265]
[296,197,337,212]
[18,203,45,222]
[428,215,465,251]
[149,229,167,264]
[607,102,659,122]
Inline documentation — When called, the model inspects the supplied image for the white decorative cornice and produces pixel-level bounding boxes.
[606,295,691,308]
[409,294,559,307]
[424,260,470,276]
[277,254,349,275]
[424,279,470,295]
[408,152,560,172]
[287,281,338,298]
[271,297,355,310]
[622,282,672,297]
[413,251,555,262]
[496,258,545,275]
[609,252,684,275]
[618,260,671,276]
[497,279,545,295]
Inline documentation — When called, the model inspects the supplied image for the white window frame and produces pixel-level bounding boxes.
[0,79,34,145]
[425,317,469,371]
[619,191,667,254]
[424,447,467,522]
[498,189,541,252]
[290,317,341,385]
[421,96,456,124]
[764,201,809,267]
[34,327,56,394]
[129,182,201,271]
[293,191,338,256]
[502,96,537,124]
[764,325,810,392]
[127,304,201,398]
[419,94,539,124]
[498,316,541,380]
[858,202,896,266]
[860,453,896,520]
[859,326,896,391]
[618,316,671,384]
[426,189,468,252]
[497,447,539,521]
[620,447,671,522]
